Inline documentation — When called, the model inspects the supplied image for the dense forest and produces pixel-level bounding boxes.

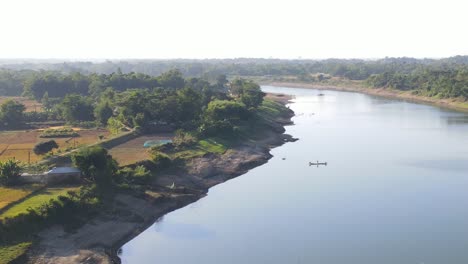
[0,68,268,140]
[0,56,467,100]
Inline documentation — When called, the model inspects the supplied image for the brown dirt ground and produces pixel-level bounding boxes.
[0,129,110,163]
[107,133,173,166]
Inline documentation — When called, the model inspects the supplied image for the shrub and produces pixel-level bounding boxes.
[33,140,59,155]
[40,127,78,138]
[117,165,152,185]
[173,130,197,148]
[0,159,22,186]
[150,150,171,169]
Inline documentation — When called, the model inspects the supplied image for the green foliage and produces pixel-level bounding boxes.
[41,91,51,111]
[0,187,78,219]
[116,165,151,185]
[157,69,185,89]
[0,185,101,244]
[33,140,58,155]
[94,101,113,125]
[107,117,125,135]
[150,150,172,169]
[199,99,249,137]
[198,138,227,154]
[0,241,32,264]
[39,127,78,138]
[173,130,197,149]
[230,79,265,109]
[71,146,118,189]
[57,94,94,122]
[0,100,25,129]
[0,160,21,186]
[367,66,468,99]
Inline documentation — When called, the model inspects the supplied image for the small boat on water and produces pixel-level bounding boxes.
[309,161,327,167]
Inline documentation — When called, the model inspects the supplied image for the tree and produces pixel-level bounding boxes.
[0,100,26,128]
[71,146,118,190]
[33,140,59,155]
[41,91,51,111]
[199,100,249,136]
[229,79,265,109]
[158,69,185,89]
[0,159,21,186]
[238,83,265,109]
[94,101,113,125]
[58,94,94,122]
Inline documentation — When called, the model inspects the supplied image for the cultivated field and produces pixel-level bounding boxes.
[108,133,173,166]
[0,96,43,112]
[0,128,110,163]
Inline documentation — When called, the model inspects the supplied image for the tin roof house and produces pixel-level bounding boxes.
[21,167,82,185]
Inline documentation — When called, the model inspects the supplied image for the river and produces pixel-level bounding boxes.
[119,85,468,264]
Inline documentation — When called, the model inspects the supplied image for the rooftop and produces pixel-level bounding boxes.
[47,167,81,174]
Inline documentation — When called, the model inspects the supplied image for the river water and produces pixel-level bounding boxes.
[119,86,468,264]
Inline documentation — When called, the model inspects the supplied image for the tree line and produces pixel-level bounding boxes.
[1,56,467,100]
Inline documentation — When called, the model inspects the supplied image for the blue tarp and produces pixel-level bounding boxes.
[143,139,172,148]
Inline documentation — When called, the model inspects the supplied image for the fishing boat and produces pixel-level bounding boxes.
[309,161,327,166]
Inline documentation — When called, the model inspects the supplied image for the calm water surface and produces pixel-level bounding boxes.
[120,86,468,264]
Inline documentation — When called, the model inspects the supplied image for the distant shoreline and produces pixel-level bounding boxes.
[262,81,468,113]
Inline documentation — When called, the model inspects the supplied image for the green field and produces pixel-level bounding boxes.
[169,138,228,160]
[0,241,32,264]
[0,187,78,219]
[0,185,43,211]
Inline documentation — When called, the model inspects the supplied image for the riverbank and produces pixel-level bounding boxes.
[262,81,468,113]
[24,94,296,264]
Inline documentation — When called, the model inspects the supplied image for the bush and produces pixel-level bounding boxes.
[40,127,78,138]
[150,150,171,169]
[69,121,96,129]
[117,165,152,185]
[0,159,21,186]
[173,130,197,149]
[33,140,59,155]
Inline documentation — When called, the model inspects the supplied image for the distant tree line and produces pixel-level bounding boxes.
[1,56,467,100]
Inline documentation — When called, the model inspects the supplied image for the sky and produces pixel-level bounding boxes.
[0,0,467,59]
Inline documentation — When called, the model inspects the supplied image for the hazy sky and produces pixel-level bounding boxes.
[1,0,467,59]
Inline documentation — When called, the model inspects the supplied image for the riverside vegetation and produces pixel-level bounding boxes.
[1,56,467,105]
[0,71,294,263]
[0,56,465,262]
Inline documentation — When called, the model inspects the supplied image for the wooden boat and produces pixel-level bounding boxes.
[309,161,327,166]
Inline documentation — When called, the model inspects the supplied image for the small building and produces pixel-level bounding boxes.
[21,167,82,185]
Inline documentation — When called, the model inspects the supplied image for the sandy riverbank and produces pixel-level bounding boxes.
[25,94,296,264]
[263,81,468,113]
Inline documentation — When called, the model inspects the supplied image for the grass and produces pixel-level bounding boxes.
[0,187,79,219]
[169,137,229,161]
[197,138,228,154]
[0,241,32,264]
[0,184,43,210]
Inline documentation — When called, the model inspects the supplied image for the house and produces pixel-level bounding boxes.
[21,167,82,185]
